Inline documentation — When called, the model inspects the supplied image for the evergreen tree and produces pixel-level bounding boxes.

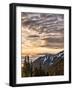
[22,56,31,77]
[30,60,33,77]
[33,67,39,76]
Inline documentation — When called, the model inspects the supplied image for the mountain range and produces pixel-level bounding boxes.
[32,51,64,73]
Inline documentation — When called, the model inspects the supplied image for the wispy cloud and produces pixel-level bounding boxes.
[21,12,64,55]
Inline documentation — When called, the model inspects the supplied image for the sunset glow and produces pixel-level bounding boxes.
[21,13,64,56]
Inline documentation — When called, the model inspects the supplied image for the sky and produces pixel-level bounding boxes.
[21,12,64,56]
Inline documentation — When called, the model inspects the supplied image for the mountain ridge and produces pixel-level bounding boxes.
[32,50,64,73]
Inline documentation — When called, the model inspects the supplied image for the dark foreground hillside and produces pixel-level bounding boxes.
[21,51,64,77]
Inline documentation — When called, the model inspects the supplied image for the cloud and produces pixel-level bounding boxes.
[21,13,64,34]
[28,35,39,38]
[21,12,64,54]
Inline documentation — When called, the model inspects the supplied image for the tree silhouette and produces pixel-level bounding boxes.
[30,60,33,76]
[33,62,45,76]
[22,56,31,77]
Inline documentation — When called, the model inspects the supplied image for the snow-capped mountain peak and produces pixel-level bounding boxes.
[43,56,48,63]
[33,50,64,66]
